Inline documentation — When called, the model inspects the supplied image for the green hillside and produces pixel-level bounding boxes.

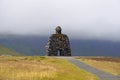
[0,45,21,56]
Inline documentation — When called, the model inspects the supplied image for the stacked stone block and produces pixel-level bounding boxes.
[46,26,71,56]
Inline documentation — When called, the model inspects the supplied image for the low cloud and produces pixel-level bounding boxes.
[0,0,120,41]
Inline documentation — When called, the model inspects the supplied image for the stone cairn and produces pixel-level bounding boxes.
[46,26,71,56]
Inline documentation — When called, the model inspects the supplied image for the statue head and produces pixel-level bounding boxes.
[55,26,62,34]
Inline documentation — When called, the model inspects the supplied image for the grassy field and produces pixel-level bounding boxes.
[77,57,120,76]
[0,56,98,80]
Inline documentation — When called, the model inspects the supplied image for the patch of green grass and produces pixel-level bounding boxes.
[0,45,21,56]
[0,56,98,80]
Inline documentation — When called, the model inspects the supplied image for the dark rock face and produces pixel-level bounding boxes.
[46,26,71,56]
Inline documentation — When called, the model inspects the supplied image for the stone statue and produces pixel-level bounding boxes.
[46,26,71,56]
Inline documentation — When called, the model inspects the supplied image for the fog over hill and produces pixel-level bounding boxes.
[1,0,120,56]
[1,0,120,42]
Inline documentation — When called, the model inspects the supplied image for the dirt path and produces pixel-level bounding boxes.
[57,57,120,80]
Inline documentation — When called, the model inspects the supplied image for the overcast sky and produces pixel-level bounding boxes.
[0,0,120,41]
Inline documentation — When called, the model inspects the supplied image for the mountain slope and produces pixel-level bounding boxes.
[0,45,21,56]
[0,35,120,57]
[0,35,47,55]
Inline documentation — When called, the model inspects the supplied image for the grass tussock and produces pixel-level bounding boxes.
[0,56,98,80]
[78,57,120,76]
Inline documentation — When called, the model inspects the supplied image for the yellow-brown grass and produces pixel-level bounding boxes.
[77,57,120,76]
[0,56,98,80]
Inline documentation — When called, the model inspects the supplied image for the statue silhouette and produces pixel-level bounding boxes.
[46,26,71,56]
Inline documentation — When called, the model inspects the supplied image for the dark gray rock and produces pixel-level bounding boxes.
[46,26,71,56]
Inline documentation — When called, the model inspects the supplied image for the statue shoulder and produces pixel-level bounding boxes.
[62,34,68,37]
[49,34,68,38]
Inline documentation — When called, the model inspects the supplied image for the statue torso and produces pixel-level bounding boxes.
[49,34,69,49]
